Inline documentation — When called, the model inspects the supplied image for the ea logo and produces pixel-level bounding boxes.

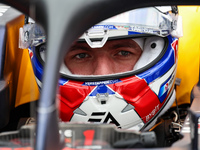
[88,112,121,128]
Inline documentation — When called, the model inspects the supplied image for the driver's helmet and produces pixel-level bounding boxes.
[26,6,182,131]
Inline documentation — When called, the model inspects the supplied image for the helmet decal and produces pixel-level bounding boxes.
[89,112,121,127]
[171,39,178,63]
[28,7,181,131]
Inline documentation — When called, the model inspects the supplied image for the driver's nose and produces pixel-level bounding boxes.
[92,54,114,75]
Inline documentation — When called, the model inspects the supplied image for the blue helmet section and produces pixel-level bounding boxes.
[89,84,115,96]
[31,46,43,82]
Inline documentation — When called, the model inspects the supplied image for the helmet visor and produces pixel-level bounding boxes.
[78,7,177,48]
[20,7,178,49]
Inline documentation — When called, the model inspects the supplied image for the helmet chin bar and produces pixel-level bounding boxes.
[84,29,109,48]
[70,93,144,130]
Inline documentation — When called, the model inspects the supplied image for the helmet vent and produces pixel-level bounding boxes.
[121,104,135,113]
[96,93,109,104]
[151,43,157,49]
[73,108,87,116]
[84,29,109,48]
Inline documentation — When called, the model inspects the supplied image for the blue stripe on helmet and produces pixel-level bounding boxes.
[31,48,43,82]
[83,79,121,86]
[59,78,69,85]
[158,76,171,103]
[128,31,142,35]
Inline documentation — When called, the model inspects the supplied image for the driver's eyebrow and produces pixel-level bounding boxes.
[110,42,141,51]
[69,44,90,51]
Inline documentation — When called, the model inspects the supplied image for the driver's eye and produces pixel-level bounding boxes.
[75,53,89,59]
[117,51,131,57]
[118,51,130,56]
